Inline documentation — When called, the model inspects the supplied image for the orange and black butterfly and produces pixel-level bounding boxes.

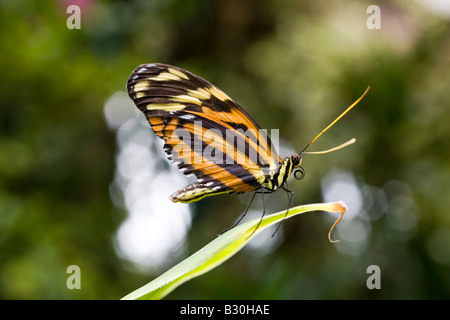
[127,63,369,233]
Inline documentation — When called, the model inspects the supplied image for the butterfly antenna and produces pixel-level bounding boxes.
[302,138,356,155]
[299,86,370,155]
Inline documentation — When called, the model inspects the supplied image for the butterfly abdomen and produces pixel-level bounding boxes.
[170,182,233,203]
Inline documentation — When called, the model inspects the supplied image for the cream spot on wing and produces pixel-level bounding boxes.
[187,88,211,100]
[148,72,181,81]
[168,68,189,80]
[146,103,186,111]
[134,81,150,91]
[171,95,202,106]
[207,86,230,102]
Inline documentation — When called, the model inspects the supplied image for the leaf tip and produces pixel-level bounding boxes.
[328,201,347,243]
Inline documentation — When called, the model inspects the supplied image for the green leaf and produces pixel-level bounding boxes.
[121,201,347,300]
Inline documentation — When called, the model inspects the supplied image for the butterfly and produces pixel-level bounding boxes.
[127,63,369,237]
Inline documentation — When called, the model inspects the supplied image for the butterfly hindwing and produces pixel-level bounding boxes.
[127,63,282,202]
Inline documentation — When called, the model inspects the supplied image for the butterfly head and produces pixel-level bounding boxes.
[290,153,302,167]
[290,153,305,180]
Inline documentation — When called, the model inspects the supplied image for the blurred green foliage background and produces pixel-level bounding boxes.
[1,0,449,299]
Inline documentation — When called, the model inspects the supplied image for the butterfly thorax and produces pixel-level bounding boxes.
[264,154,302,191]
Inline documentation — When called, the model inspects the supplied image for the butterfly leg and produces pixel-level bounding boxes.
[271,183,294,237]
[250,188,266,236]
[218,191,257,235]
[245,187,273,239]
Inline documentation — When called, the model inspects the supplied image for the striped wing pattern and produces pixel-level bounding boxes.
[127,63,282,202]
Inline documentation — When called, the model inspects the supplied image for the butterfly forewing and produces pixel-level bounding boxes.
[127,63,282,202]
